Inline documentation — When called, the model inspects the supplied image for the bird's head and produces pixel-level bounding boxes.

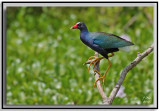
[71,22,87,31]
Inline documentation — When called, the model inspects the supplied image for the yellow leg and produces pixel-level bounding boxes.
[108,53,114,58]
[87,56,98,60]
[102,59,111,90]
[88,59,98,72]
[87,53,114,90]
[87,56,98,72]
[94,69,102,76]
[87,56,104,73]
[94,76,104,87]
[94,59,111,90]
[93,53,113,90]
[92,57,104,70]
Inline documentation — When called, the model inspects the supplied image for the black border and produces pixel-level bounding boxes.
[2,1,158,109]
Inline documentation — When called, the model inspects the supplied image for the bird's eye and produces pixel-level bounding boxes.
[77,24,80,26]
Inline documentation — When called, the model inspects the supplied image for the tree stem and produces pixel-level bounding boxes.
[85,43,154,104]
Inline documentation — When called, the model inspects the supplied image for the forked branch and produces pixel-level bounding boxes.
[85,43,154,104]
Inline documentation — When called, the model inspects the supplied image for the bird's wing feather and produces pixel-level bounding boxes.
[90,32,134,49]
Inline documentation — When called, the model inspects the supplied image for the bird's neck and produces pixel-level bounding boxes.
[80,26,89,33]
[80,28,90,43]
[80,27,89,40]
[80,29,89,39]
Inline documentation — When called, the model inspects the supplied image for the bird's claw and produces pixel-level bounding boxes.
[84,56,111,91]
[94,76,105,90]
[87,56,104,72]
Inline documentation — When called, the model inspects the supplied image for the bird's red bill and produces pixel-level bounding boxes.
[72,24,78,29]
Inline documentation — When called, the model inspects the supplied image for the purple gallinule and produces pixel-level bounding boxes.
[71,22,134,89]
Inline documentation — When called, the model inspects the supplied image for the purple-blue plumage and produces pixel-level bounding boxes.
[71,22,134,59]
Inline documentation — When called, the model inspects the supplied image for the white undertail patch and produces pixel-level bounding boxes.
[119,34,131,52]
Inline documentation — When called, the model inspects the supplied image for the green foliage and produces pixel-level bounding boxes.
[6,7,153,105]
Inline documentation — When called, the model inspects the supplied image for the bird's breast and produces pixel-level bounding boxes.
[80,33,93,48]
[80,33,108,56]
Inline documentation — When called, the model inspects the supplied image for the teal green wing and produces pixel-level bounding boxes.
[91,32,134,49]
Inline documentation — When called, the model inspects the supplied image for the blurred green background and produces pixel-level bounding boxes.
[6,7,154,105]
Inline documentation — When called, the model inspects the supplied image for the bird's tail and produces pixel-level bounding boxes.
[119,34,133,52]
[119,46,130,52]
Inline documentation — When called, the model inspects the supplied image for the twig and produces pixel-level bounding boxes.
[85,43,154,104]
[106,43,154,104]
[93,52,108,103]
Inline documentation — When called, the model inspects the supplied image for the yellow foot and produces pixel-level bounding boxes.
[87,56,99,61]
[87,56,104,73]
[85,54,113,90]
[94,58,112,90]
[94,69,102,77]
[94,76,105,90]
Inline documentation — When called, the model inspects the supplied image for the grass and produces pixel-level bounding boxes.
[6,7,154,105]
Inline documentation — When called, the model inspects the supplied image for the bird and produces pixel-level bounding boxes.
[71,22,134,90]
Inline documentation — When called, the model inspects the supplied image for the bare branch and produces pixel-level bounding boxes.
[106,43,154,104]
[85,43,154,104]
[93,52,108,103]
